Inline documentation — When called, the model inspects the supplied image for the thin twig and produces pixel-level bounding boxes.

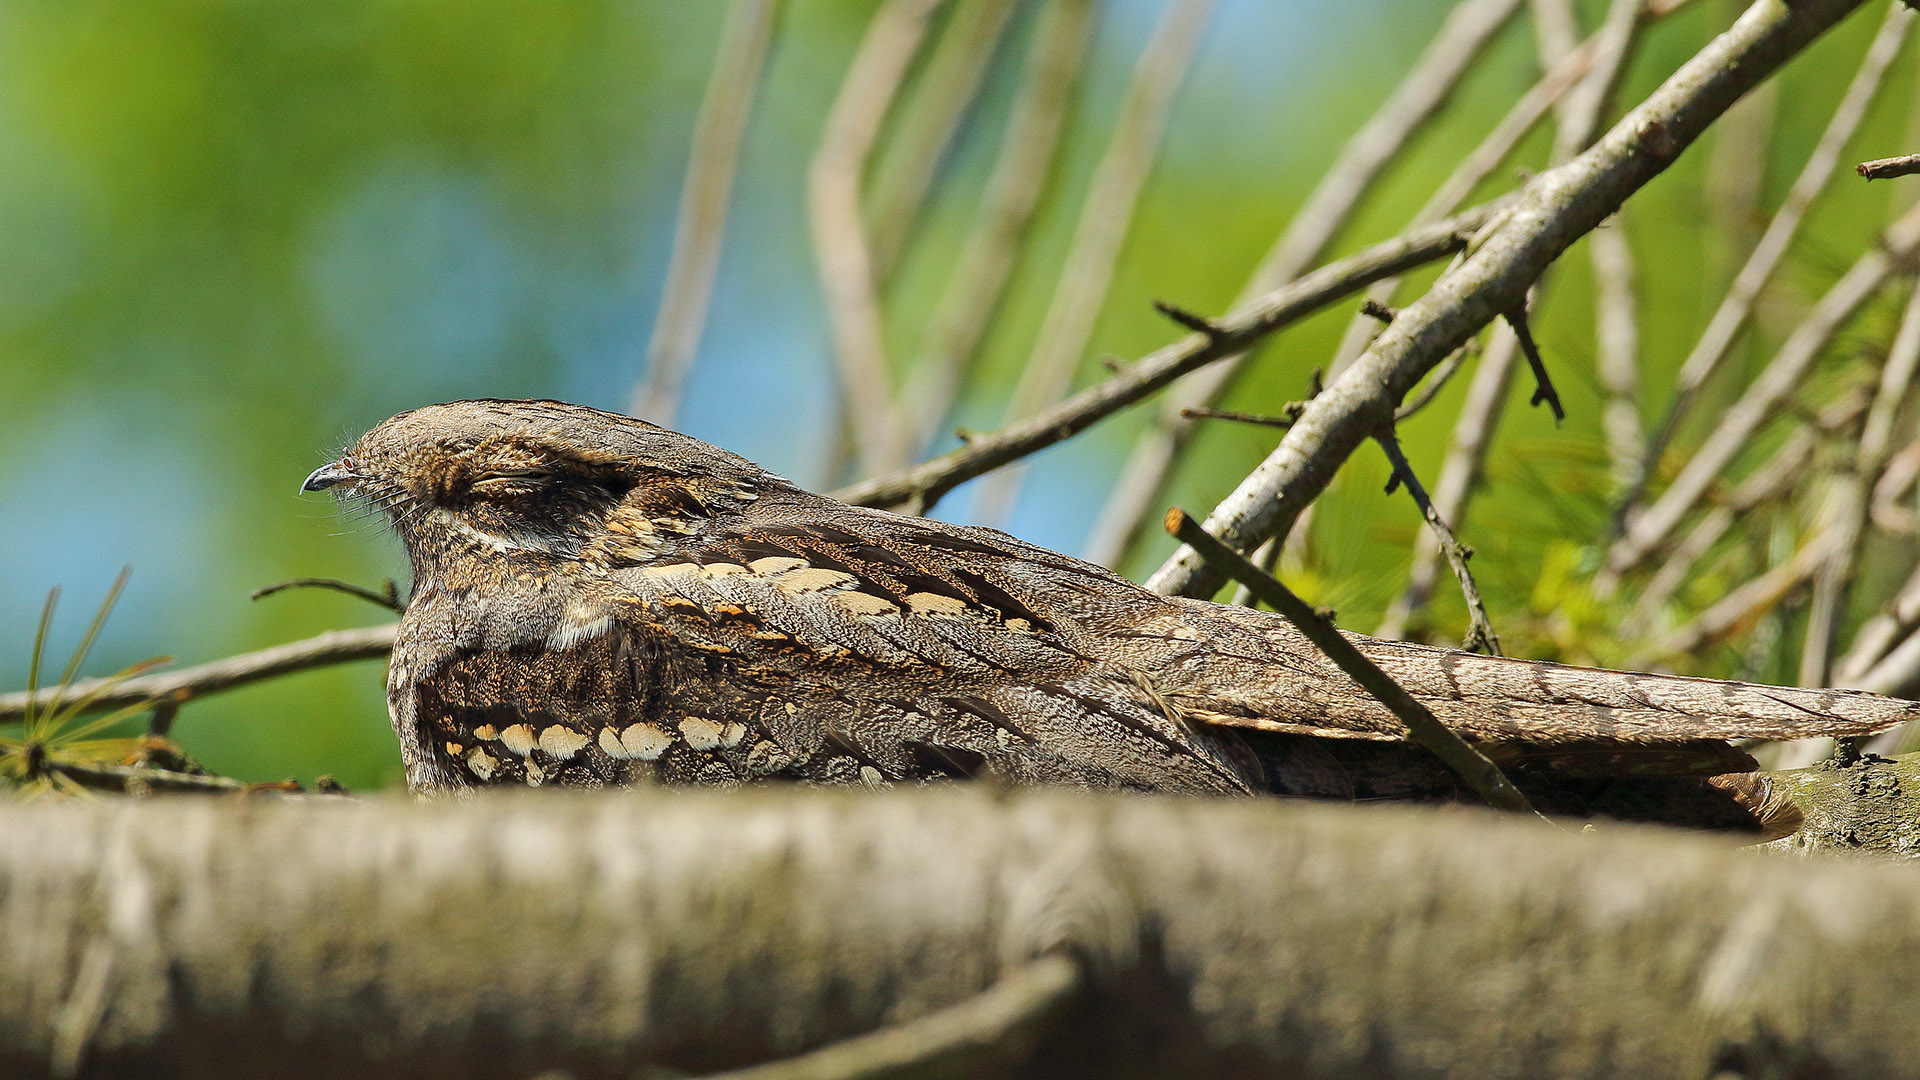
[1376,430,1501,655]
[1179,405,1302,429]
[1082,0,1529,567]
[831,199,1514,511]
[1632,528,1839,666]
[1502,302,1564,422]
[808,0,942,476]
[905,0,1096,446]
[630,0,781,424]
[866,0,1019,279]
[972,0,1216,526]
[1859,153,1920,181]
[1393,335,1480,422]
[0,625,398,722]
[1617,2,1914,526]
[250,577,404,615]
[1806,279,1920,684]
[708,954,1082,1080]
[1148,0,1871,601]
[1605,198,1920,582]
[1164,509,1533,814]
[1624,388,1868,635]
[1376,326,1517,641]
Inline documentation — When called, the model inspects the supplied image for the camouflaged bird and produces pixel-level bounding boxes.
[303,399,1919,797]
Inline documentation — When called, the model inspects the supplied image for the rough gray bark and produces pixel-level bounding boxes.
[2,787,1919,1080]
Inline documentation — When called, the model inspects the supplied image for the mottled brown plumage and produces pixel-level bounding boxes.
[303,399,1917,798]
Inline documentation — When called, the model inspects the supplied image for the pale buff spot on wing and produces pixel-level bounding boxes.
[905,592,971,618]
[749,556,808,576]
[640,562,701,578]
[538,725,589,761]
[525,758,546,787]
[444,742,465,758]
[473,724,498,741]
[1004,617,1035,633]
[699,562,749,578]
[498,724,536,756]
[720,722,748,749]
[619,723,674,761]
[680,715,725,751]
[835,591,900,617]
[775,567,856,595]
[598,727,626,759]
[859,765,890,790]
[466,746,497,781]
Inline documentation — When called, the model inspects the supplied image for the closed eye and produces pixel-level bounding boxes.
[470,470,553,492]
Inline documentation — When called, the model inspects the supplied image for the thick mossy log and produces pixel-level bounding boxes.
[0,788,1917,1079]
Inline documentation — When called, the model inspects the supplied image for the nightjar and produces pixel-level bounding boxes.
[303,399,1916,796]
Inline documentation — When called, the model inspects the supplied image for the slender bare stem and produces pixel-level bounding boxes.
[831,200,1512,511]
[0,625,398,722]
[905,0,1097,445]
[1082,0,1528,567]
[1148,0,1874,600]
[631,0,781,424]
[971,0,1216,526]
[1376,431,1502,655]
[866,0,1020,280]
[809,0,942,476]
[1618,2,1914,522]
[1164,508,1533,814]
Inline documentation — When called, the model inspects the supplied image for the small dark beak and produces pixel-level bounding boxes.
[300,460,360,494]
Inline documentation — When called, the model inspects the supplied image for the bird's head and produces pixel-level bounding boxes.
[303,399,780,583]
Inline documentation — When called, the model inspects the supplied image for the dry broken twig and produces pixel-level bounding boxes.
[1375,431,1502,656]
[1164,507,1532,814]
[1858,152,1920,181]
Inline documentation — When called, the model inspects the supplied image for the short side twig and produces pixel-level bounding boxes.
[251,577,404,615]
[1858,153,1920,181]
[1165,508,1533,814]
[1503,302,1564,422]
[1376,430,1501,655]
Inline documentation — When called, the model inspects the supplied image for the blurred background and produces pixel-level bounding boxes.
[2,0,1915,788]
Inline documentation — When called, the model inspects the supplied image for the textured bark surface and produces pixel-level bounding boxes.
[1,788,1918,1079]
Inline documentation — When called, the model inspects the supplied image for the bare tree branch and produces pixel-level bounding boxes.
[831,200,1512,511]
[1148,0,1876,601]
[0,625,397,723]
[1618,1,1914,520]
[1082,0,1529,567]
[971,0,1216,526]
[809,0,943,476]
[7,784,1920,1075]
[866,0,1020,280]
[1605,198,1920,582]
[631,0,781,424]
[905,0,1097,445]
[1164,509,1532,813]
[1375,432,1502,655]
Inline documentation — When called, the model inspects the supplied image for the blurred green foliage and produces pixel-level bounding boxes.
[1,0,1914,788]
